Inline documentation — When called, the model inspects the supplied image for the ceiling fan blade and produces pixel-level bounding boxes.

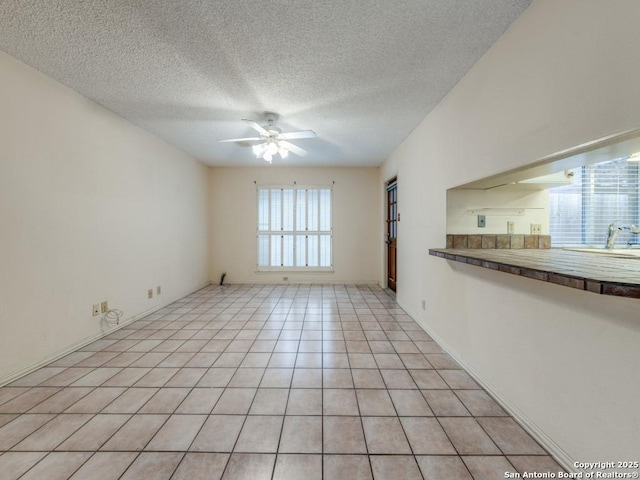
[218,137,262,143]
[278,130,317,140]
[242,119,270,135]
[279,141,308,157]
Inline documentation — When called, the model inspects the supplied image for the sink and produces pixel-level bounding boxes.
[563,247,640,258]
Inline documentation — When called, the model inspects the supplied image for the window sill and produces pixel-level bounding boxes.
[255,269,335,274]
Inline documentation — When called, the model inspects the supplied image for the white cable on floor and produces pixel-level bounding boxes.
[102,309,123,326]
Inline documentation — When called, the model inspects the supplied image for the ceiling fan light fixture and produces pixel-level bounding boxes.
[220,113,315,163]
[252,140,289,162]
[267,142,279,155]
[252,144,263,156]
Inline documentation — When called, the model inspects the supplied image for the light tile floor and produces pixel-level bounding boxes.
[0,284,563,479]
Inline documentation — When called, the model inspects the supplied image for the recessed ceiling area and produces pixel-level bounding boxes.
[454,127,640,190]
[0,0,531,167]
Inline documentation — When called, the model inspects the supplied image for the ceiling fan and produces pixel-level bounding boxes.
[218,112,317,163]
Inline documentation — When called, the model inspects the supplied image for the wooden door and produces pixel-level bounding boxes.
[387,180,397,292]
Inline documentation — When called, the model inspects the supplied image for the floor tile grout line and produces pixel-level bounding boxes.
[16,449,96,480]
[270,285,298,480]
[376,360,425,479]
[9,410,101,457]
[206,285,296,479]
[0,284,560,479]
[359,283,424,479]
[320,286,325,480]
[349,321,374,477]
[76,287,252,475]
[366,285,456,477]
[0,412,61,452]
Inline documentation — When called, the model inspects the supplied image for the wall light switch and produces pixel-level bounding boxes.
[148,289,153,299]
[507,221,515,234]
[100,301,108,314]
[531,224,542,235]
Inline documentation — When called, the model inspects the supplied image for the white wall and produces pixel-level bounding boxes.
[382,0,640,466]
[210,167,380,285]
[447,187,549,235]
[0,52,210,382]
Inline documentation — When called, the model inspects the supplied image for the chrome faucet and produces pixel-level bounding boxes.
[606,222,640,249]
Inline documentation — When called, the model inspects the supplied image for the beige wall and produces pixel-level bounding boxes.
[210,167,380,284]
[382,0,640,468]
[0,52,210,382]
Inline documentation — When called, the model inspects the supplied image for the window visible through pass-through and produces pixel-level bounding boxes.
[549,157,639,246]
[257,186,332,270]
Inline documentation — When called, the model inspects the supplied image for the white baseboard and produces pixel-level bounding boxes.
[0,282,211,387]
[395,298,577,475]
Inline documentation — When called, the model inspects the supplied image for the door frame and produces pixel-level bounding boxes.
[386,177,398,292]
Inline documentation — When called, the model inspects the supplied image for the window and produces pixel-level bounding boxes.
[257,186,332,270]
[549,158,639,246]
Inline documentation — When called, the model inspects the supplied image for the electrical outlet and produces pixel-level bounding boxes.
[531,224,542,235]
[477,215,486,228]
[507,221,515,234]
[100,301,108,314]
[148,289,153,299]
[92,304,100,316]
[157,285,161,295]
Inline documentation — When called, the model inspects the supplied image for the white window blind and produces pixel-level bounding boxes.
[549,158,639,246]
[257,186,332,270]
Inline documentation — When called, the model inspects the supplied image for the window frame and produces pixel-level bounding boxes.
[549,159,640,247]
[256,184,334,272]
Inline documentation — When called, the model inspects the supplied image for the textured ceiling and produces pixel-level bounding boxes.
[0,0,531,167]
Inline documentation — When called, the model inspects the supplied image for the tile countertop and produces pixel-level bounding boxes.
[429,248,640,299]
